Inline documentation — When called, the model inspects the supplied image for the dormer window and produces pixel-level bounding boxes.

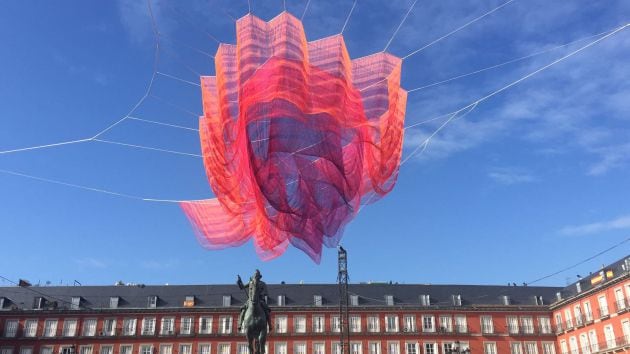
[534,296,544,305]
[314,295,323,306]
[350,294,359,306]
[420,294,430,306]
[110,297,119,309]
[0,297,6,309]
[33,297,45,309]
[452,294,462,306]
[501,295,510,306]
[277,295,286,306]
[385,295,394,306]
[222,295,231,307]
[184,296,195,307]
[148,296,158,308]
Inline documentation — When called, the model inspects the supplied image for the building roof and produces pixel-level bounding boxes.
[555,255,630,302]
[0,283,561,312]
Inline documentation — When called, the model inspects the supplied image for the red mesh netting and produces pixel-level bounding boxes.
[180,12,407,263]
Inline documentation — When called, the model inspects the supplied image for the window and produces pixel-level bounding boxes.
[179,345,192,354]
[331,316,341,333]
[332,343,341,354]
[439,315,452,332]
[614,288,625,311]
[219,316,232,334]
[4,320,18,337]
[568,336,578,354]
[140,346,152,354]
[579,334,590,354]
[368,316,380,332]
[422,315,435,332]
[455,315,467,333]
[1,350,14,354]
[181,317,193,335]
[218,345,231,354]
[100,346,112,354]
[452,294,462,306]
[573,305,583,326]
[82,319,96,336]
[368,343,380,354]
[350,295,359,306]
[62,319,77,337]
[40,348,53,354]
[277,295,286,306]
[588,330,599,352]
[507,316,519,334]
[314,343,325,354]
[554,313,563,332]
[275,316,288,333]
[385,315,398,332]
[524,343,537,354]
[24,320,38,337]
[387,343,399,354]
[405,343,417,354]
[294,316,306,333]
[420,295,430,306]
[423,343,435,354]
[238,344,249,354]
[17,348,28,354]
[223,296,232,307]
[598,295,609,317]
[313,315,325,333]
[142,317,156,335]
[564,309,573,329]
[122,318,136,336]
[199,345,211,354]
[184,296,195,308]
[119,346,133,354]
[199,316,212,334]
[521,317,534,334]
[294,343,307,354]
[79,346,92,354]
[351,343,362,354]
[484,343,497,354]
[103,319,116,336]
[43,319,57,337]
[542,343,555,354]
[161,317,175,335]
[385,295,394,306]
[603,325,615,348]
[148,296,158,308]
[583,302,593,322]
[160,345,172,354]
[481,316,494,334]
[71,297,81,310]
[403,315,415,332]
[33,297,44,310]
[511,343,523,354]
[275,343,287,354]
[350,315,361,333]
[314,295,323,306]
[59,346,73,354]
[538,317,551,334]
[109,297,119,309]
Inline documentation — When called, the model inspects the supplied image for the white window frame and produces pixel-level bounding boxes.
[122,318,137,336]
[312,315,325,333]
[82,319,97,337]
[294,315,306,333]
[275,316,288,333]
[62,319,77,337]
[43,319,58,337]
[199,316,213,334]
[142,317,156,335]
[3,320,18,338]
[368,316,380,332]
[180,316,193,335]
[385,315,399,333]
[161,317,175,335]
[24,319,38,337]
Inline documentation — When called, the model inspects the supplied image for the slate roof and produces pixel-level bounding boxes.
[0,283,561,312]
[555,255,630,301]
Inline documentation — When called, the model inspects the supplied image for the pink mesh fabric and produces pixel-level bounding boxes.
[180,12,407,263]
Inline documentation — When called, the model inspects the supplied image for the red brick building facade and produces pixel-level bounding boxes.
[1,257,628,354]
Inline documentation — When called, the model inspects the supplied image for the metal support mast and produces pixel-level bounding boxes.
[338,246,350,354]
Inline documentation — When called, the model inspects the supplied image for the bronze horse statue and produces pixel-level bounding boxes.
[238,271,271,354]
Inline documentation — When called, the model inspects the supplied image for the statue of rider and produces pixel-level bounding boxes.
[237,269,272,332]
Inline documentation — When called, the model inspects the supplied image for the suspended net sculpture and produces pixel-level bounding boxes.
[180,12,407,263]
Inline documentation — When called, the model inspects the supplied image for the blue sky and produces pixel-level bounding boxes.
[0,0,629,288]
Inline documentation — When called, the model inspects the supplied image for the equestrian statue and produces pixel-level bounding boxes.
[237,269,272,354]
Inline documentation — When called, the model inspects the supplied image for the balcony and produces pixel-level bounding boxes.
[614,299,628,313]
[597,335,630,352]
[598,307,610,319]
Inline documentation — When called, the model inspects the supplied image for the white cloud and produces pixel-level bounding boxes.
[559,214,630,236]
[488,167,537,185]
